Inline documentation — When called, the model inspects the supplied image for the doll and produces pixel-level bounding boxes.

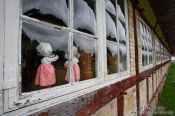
[35,43,58,87]
[64,46,80,82]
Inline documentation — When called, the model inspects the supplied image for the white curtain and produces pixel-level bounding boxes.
[23,22,69,51]
[106,11,117,39]
[74,0,96,35]
[107,42,118,57]
[118,20,126,42]
[105,0,116,16]
[23,0,68,26]
[74,34,96,56]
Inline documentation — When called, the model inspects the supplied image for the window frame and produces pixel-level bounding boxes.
[105,0,130,79]
[3,0,130,113]
[20,0,100,104]
[139,19,153,71]
[155,37,162,65]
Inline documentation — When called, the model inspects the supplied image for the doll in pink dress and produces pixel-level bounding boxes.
[64,46,80,82]
[35,43,58,87]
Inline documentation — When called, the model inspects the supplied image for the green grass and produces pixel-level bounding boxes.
[154,62,175,115]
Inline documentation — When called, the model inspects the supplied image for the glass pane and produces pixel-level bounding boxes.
[118,20,126,45]
[140,22,143,36]
[150,54,152,64]
[119,45,127,71]
[146,53,148,65]
[142,37,144,50]
[107,42,119,74]
[117,0,125,23]
[105,0,116,16]
[22,22,69,92]
[22,0,69,27]
[106,11,117,42]
[74,0,96,35]
[142,53,144,66]
[73,34,97,81]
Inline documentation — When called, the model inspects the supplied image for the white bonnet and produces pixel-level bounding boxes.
[36,42,53,57]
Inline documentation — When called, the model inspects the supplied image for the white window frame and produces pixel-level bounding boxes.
[155,37,162,65]
[3,0,130,114]
[139,19,153,72]
[105,0,130,80]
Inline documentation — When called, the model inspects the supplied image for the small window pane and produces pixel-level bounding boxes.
[106,11,117,42]
[142,54,145,66]
[22,22,69,92]
[105,0,116,16]
[107,42,119,74]
[74,0,96,35]
[117,0,125,23]
[73,34,97,81]
[118,20,126,45]
[119,45,127,71]
[22,0,69,27]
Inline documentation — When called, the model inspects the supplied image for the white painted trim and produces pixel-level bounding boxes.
[0,0,5,85]
[3,71,130,116]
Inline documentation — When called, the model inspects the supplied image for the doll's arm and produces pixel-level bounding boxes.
[44,55,59,63]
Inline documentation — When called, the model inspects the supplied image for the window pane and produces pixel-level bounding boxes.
[22,22,69,92]
[119,45,127,71]
[74,0,96,35]
[22,0,69,27]
[107,42,119,74]
[73,34,97,81]
[105,0,116,16]
[142,54,145,66]
[105,0,117,42]
[106,11,117,42]
[118,20,126,45]
[117,0,125,23]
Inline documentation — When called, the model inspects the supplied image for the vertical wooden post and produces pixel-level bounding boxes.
[132,1,140,115]
[117,95,124,116]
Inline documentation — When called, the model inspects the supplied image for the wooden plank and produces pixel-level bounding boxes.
[0,0,4,87]
[4,0,20,112]
[0,0,5,115]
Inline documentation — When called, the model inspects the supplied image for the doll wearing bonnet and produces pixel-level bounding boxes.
[64,46,80,82]
[35,43,58,87]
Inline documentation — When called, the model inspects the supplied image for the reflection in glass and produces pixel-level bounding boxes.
[105,0,116,16]
[106,11,117,42]
[142,54,145,66]
[22,0,68,26]
[119,45,127,71]
[22,22,69,92]
[118,20,126,45]
[74,0,96,35]
[107,42,119,74]
[73,34,97,81]
[117,0,125,23]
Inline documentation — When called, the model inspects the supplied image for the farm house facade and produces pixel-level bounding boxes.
[0,0,172,116]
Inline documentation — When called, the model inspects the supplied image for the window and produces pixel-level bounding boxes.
[3,0,129,112]
[140,21,153,67]
[21,0,98,92]
[105,0,128,75]
[159,42,169,63]
[163,47,169,62]
[155,37,161,64]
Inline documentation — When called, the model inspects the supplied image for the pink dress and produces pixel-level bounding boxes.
[65,64,80,82]
[35,55,58,86]
[35,64,56,87]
